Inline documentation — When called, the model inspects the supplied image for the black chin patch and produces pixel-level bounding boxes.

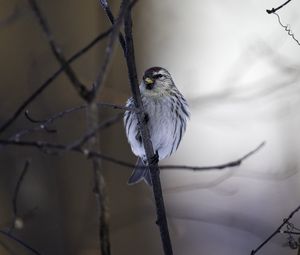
[146,84,153,90]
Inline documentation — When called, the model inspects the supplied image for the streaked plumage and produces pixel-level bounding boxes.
[124,67,190,185]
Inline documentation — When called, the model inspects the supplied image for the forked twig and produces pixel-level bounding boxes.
[27,0,89,99]
[266,0,292,14]
[0,27,112,133]
[0,139,264,173]
[251,205,300,254]
[122,3,173,254]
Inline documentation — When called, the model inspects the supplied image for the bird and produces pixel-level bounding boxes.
[124,67,190,185]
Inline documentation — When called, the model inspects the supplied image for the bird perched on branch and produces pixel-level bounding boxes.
[124,67,190,185]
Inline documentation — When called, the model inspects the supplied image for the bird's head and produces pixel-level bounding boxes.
[140,67,174,96]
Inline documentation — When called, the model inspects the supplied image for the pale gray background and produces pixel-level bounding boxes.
[0,0,299,254]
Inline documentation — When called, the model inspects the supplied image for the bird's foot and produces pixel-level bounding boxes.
[149,150,159,165]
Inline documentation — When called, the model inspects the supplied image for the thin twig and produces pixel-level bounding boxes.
[96,102,138,112]
[266,0,292,14]
[90,143,264,172]
[99,0,126,52]
[85,1,132,253]
[88,0,130,102]
[122,4,173,254]
[24,110,48,124]
[160,142,265,170]
[86,104,112,255]
[0,139,264,172]
[86,3,132,253]
[12,160,30,221]
[68,113,123,149]
[251,205,300,254]
[20,102,128,134]
[19,102,132,138]
[99,0,138,53]
[281,231,300,235]
[0,230,41,255]
[27,0,89,99]
[8,106,84,141]
[0,6,24,28]
[3,113,122,153]
[272,12,300,46]
[25,110,57,133]
[0,27,112,134]
[90,151,111,255]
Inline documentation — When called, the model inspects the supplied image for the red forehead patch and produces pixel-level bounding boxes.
[144,66,163,76]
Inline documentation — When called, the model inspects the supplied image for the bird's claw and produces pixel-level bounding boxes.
[149,150,159,165]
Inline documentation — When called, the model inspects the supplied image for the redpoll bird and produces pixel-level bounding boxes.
[124,67,190,185]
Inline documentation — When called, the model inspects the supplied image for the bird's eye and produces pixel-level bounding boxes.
[153,74,163,79]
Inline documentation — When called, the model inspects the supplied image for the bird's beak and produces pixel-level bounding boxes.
[144,77,154,90]
[144,77,154,85]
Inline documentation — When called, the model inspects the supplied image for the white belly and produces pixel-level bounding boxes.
[125,94,188,162]
[144,97,175,160]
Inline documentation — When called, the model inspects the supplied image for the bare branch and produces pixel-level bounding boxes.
[24,110,48,124]
[161,142,265,171]
[2,113,121,151]
[272,13,300,46]
[12,160,30,221]
[25,110,57,133]
[282,231,300,235]
[86,103,111,255]
[85,1,133,253]
[5,106,84,142]
[86,106,112,255]
[0,27,112,134]
[0,6,24,28]
[68,113,123,150]
[27,0,89,99]
[90,154,111,255]
[99,0,139,54]
[266,0,292,14]
[99,1,126,52]
[122,4,174,254]
[251,205,300,254]
[0,230,41,255]
[16,102,132,139]
[96,102,138,112]
[88,0,130,102]
[0,103,125,149]
[266,0,299,46]
[0,138,264,173]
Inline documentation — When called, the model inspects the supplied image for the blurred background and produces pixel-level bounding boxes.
[0,0,300,254]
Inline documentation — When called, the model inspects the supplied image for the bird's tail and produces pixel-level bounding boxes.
[127,157,152,186]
